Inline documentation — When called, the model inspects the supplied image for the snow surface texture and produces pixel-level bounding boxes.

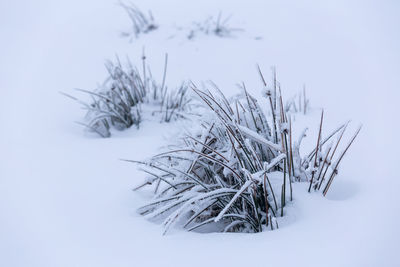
[1,0,400,267]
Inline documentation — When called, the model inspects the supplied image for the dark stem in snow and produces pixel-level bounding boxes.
[308,110,324,192]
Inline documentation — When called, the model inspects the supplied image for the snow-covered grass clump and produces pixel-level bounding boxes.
[120,2,157,41]
[65,54,193,137]
[129,70,361,234]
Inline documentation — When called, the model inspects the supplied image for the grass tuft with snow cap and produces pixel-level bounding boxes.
[128,69,361,234]
[64,53,193,137]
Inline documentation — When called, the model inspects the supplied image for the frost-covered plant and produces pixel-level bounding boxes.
[155,84,193,123]
[120,2,157,40]
[128,68,361,234]
[65,54,193,137]
[187,13,242,40]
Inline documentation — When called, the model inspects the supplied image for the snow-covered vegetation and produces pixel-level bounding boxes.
[66,1,360,235]
[120,2,157,40]
[130,71,360,234]
[64,54,193,137]
[2,0,399,266]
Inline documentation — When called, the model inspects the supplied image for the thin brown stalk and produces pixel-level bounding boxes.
[314,145,332,190]
[257,65,278,143]
[323,126,362,196]
[308,110,324,192]
[263,175,269,225]
[318,125,347,190]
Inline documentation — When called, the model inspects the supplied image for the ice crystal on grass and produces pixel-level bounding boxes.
[130,69,361,234]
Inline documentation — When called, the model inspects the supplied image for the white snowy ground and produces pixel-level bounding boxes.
[1,0,400,266]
